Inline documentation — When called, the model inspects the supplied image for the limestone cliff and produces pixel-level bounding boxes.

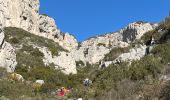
[0,0,158,74]
[71,22,157,65]
[0,0,77,51]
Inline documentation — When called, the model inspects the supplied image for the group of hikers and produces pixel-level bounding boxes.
[49,78,92,97]
[49,85,73,97]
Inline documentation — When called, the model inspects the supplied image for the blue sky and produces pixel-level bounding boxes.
[40,0,170,42]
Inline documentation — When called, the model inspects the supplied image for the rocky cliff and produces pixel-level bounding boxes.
[0,0,77,51]
[0,0,158,74]
[71,22,157,65]
[0,25,17,72]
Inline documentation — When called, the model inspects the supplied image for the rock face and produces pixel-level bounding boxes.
[102,45,147,67]
[38,15,78,50]
[38,15,61,39]
[0,0,40,33]
[38,47,77,74]
[114,45,147,63]
[121,21,158,43]
[0,0,158,74]
[71,22,157,65]
[0,28,17,72]
[0,0,78,51]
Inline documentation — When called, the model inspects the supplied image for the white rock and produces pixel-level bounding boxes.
[0,0,78,51]
[0,0,40,33]
[35,80,45,85]
[10,73,24,82]
[114,45,147,63]
[73,22,156,65]
[121,22,158,43]
[39,15,61,39]
[102,45,147,67]
[38,47,77,74]
[0,41,17,72]
[0,28,17,72]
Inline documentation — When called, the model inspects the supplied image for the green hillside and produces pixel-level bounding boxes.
[1,16,170,100]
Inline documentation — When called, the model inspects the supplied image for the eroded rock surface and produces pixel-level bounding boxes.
[0,28,17,72]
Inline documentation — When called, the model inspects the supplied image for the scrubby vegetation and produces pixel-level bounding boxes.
[1,16,170,100]
[4,27,66,56]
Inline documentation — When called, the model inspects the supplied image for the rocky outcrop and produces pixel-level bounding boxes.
[38,47,77,74]
[101,45,147,67]
[38,15,78,51]
[114,45,147,63]
[71,45,110,64]
[72,22,157,65]
[121,22,158,43]
[38,15,61,39]
[0,0,78,51]
[0,28,17,72]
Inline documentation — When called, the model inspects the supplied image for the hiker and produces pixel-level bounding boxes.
[59,88,64,97]
[83,78,92,87]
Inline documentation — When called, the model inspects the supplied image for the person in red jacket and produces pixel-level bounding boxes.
[59,89,64,97]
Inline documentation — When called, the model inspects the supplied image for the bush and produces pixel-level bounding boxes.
[0,80,34,99]
[129,55,163,80]
[152,40,170,64]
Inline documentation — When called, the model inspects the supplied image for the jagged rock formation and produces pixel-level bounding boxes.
[0,27,17,72]
[0,0,77,51]
[121,21,158,43]
[38,15,78,51]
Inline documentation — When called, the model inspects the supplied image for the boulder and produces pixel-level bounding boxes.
[9,73,24,82]
[35,80,45,85]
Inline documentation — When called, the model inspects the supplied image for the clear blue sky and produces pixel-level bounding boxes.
[40,0,170,42]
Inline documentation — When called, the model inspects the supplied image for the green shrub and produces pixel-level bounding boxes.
[129,55,163,80]
[152,40,170,64]
[9,37,19,44]
[0,80,34,99]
